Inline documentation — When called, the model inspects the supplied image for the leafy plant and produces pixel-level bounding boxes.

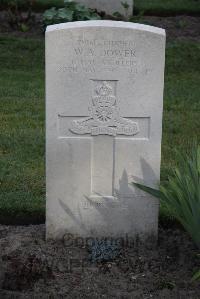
[121,1,130,19]
[191,253,200,282]
[133,145,200,280]
[133,145,200,248]
[43,0,101,27]
[192,269,200,282]
[113,1,130,20]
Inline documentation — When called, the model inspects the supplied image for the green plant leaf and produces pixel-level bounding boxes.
[57,8,73,22]
[75,4,89,12]
[20,23,29,32]
[197,146,200,174]
[43,7,57,20]
[64,0,77,10]
[43,2,101,26]
[121,1,130,9]
[133,145,200,249]
[132,183,161,199]
[191,270,200,282]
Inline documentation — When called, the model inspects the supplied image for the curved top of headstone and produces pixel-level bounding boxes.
[46,20,165,36]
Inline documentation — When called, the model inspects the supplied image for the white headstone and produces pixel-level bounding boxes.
[77,0,133,17]
[46,21,166,241]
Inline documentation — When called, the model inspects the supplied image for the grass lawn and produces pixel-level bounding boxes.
[0,36,45,224]
[1,0,200,15]
[134,0,200,15]
[0,36,200,224]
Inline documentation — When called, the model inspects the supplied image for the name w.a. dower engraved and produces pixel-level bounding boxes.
[70,81,139,137]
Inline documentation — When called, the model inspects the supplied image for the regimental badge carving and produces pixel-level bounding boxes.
[70,81,139,136]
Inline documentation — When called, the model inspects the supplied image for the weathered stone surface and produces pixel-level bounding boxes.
[77,0,133,17]
[46,21,166,240]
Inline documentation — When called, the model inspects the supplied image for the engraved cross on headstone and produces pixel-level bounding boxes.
[59,80,140,200]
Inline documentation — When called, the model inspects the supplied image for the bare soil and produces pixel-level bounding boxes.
[0,11,200,42]
[141,15,200,41]
[0,224,200,298]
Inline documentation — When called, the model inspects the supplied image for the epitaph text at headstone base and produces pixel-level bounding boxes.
[46,21,166,240]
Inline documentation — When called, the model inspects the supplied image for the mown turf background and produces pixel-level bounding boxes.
[0,37,45,224]
[134,0,200,15]
[0,0,200,15]
[0,36,199,224]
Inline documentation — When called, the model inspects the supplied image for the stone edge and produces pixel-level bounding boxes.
[46,20,166,36]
